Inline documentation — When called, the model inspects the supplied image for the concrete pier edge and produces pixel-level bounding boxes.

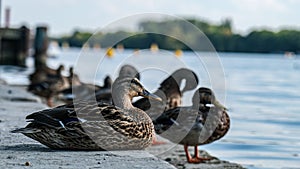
[0,82,245,169]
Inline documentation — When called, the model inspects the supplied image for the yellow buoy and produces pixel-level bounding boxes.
[174,49,183,57]
[106,47,114,58]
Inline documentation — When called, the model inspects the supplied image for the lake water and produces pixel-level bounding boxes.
[1,49,300,169]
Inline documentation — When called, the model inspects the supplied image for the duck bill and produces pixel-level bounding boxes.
[213,100,227,111]
[142,89,162,102]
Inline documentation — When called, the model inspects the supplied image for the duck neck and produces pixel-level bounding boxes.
[112,90,134,109]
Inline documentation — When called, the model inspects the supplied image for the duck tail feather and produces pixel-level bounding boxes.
[10,127,42,134]
[26,113,65,129]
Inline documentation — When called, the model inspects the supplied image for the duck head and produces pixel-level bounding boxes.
[103,75,113,88]
[173,68,199,93]
[161,68,199,93]
[192,87,226,111]
[112,77,162,108]
[129,78,161,101]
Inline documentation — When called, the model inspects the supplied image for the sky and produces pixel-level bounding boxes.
[2,0,300,37]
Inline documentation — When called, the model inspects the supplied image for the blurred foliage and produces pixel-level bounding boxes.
[56,30,93,47]
[54,18,300,53]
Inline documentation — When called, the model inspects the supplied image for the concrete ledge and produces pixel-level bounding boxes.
[147,139,245,169]
[0,84,41,102]
[1,144,175,169]
[0,84,244,169]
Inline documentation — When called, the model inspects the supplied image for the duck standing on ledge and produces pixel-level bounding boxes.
[133,68,198,145]
[12,77,162,150]
[153,87,230,163]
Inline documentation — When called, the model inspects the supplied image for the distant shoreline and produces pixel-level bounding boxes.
[52,18,300,54]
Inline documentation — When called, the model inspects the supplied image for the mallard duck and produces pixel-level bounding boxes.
[153,87,230,163]
[29,64,65,84]
[133,68,198,145]
[28,65,70,107]
[12,77,162,150]
[133,68,199,120]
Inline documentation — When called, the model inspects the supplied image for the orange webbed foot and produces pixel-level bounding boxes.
[187,156,211,163]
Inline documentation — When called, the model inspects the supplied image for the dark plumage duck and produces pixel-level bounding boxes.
[28,65,70,107]
[153,87,229,163]
[133,68,199,120]
[12,77,162,150]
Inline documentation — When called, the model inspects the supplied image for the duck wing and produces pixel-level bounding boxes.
[24,103,79,129]
[153,107,203,134]
[14,101,152,140]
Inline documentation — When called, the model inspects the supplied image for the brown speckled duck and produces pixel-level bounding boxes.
[12,77,162,150]
[153,87,230,163]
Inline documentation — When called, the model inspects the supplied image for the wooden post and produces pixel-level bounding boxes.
[5,7,10,28]
[0,0,2,27]
[33,26,48,70]
[18,26,30,67]
[0,26,30,66]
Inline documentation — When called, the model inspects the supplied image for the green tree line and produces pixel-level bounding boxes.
[53,18,300,53]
